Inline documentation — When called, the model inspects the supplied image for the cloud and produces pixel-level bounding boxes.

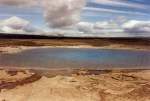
[0,0,37,7]
[75,21,122,34]
[94,21,119,29]
[0,0,86,28]
[92,0,148,9]
[122,20,150,33]
[43,19,150,37]
[72,20,150,37]
[42,0,86,28]
[76,22,94,33]
[84,7,149,16]
[47,29,84,37]
[0,16,40,34]
[1,16,146,37]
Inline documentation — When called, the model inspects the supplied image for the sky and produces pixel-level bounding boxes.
[0,0,150,37]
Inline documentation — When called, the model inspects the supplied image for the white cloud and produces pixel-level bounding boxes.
[1,17,148,37]
[0,16,41,34]
[42,0,86,28]
[40,19,150,37]
[0,0,86,28]
[75,21,122,34]
[68,19,150,37]
[0,0,37,7]
[84,7,149,16]
[1,16,30,29]
[1,26,26,34]
[94,21,119,29]
[122,20,150,33]
[92,0,148,9]
[47,29,84,37]
[76,22,94,33]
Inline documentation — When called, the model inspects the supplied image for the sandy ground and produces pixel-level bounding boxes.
[0,46,39,54]
[0,69,150,101]
[0,46,95,54]
[0,44,149,54]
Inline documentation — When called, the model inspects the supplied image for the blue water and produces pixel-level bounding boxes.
[0,48,150,69]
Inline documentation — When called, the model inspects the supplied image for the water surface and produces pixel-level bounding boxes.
[0,48,150,69]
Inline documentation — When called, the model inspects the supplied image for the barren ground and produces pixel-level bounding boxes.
[0,69,149,101]
[0,38,150,50]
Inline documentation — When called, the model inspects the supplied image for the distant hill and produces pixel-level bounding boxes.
[0,33,149,40]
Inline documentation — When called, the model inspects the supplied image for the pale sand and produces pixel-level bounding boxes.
[0,46,39,54]
[0,45,149,54]
[0,46,92,54]
[0,69,150,101]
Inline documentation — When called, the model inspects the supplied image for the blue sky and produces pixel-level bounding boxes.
[84,0,150,21]
[0,0,150,37]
